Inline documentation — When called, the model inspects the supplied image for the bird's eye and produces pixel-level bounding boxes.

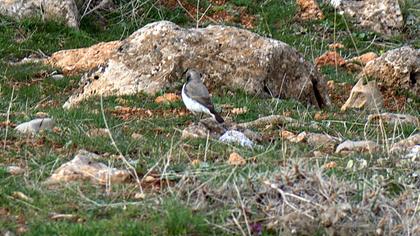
[199,73,203,77]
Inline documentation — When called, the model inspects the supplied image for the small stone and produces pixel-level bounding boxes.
[51,74,65,80]
[327,80,335,90]
[328,43,344,50]
[219,130,254,148]
[11,191,33,202]
[323,161,337,169]
[292,132,306,143]
[314,112,328,121]
[6,166,25,175]
[191,159,201,166]
[336,140,380,154]
[87,128,110,137]
[280,130,296,139]
[231,107,247,115]
[144,176,156,182]
[50,213,78,221]
[15,118,55,135]
[133,192,146,200]
[227,152,246,166]
[131,133,143,140]
[52,127,62,133]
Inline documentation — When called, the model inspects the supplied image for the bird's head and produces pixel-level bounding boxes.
[183,68,203,82]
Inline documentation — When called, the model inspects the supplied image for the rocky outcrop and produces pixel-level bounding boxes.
[390,134,420,153]
[368,113,419,127]
[341,79,383,111]
[47,41,122,75]
[331,0,403,36]
[0,0,79,28]
[62,21,331,109]
[359,46,419,96]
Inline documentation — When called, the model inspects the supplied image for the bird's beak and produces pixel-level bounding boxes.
[181,68,189,77]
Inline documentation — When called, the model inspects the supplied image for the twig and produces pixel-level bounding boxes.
[100,95,143,193]
[263,180,318,220]
[3,87,15,150]
[234,181,252,236]
[231,213,247,236]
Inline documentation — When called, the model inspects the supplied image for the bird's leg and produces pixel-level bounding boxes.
[192,112,199,124]
[199,113,204,122]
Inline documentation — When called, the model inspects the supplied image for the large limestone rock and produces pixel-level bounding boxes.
[359,46,419,96]
[62,21,331,109]
[331,0,403,36]
[0,0,79,28]
[47,41,122,75]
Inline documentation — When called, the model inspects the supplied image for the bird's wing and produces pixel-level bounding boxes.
[185,80,214,109]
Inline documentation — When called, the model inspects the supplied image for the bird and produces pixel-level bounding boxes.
[181,69,224,123]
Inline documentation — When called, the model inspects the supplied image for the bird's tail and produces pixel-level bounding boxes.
[211,111,224,123]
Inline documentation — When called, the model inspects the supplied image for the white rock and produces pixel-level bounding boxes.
[44,149,130,185]
[51,74,65,80]
[219,130,254,148]
[336,140,380,154]
[403,145,420,160]
[15,118,55,134]
[6,166,25,175]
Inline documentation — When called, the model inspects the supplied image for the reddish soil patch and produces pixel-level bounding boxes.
[379,85,407,112]
[109,106,189,120]
[0,121,16,128]
[158,0,255,29]
[327,81,353,108]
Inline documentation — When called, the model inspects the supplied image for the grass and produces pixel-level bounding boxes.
[0,0,419,235]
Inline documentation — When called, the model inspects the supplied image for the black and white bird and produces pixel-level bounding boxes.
[181,69,224,123]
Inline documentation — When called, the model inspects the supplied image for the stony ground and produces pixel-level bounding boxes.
[0,0,419,235]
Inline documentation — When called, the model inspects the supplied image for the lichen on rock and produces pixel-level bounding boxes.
[331,0,404,36]
[359,46,419,96]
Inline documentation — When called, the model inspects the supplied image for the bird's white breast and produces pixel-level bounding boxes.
[182,84,211,114]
